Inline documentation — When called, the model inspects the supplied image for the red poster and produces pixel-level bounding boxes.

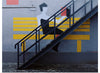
[6,0,19,5]
[61,7,67,16]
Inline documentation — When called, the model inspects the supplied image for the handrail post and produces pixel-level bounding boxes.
[38,30,40,52]
[73,0,74,25]
[17,44,19,69]
[84,0,86,15]
[54,15,56,39]
[35,30,37,54]
[23,42,25,64]
[69,5,71,27]
[91,0,93,10]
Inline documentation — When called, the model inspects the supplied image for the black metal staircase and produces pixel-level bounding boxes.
[15,0,98,69]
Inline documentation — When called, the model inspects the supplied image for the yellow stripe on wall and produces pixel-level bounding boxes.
[13,21,90,25]
[49,21,90,25]
[56,17,81,20]
[78,25,90,28]
[13,17,37,20]
[13,24,90,29]
[77,40,81,52]
[13,25,38,27]
[13,28,35,31]
[74,29,90,32]
[83,22,90,24]
[13,21,38,24]
[13,34,90,40]
[13,17,81,21]
[13,28,90,32]
[49,25,69,28]
[64,35,90,40]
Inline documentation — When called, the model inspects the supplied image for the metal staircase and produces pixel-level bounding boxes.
[15,0,98,69]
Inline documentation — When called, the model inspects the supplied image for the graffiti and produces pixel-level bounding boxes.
[37,3,66,34]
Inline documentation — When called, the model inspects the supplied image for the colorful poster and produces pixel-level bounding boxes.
[6,0,18,5]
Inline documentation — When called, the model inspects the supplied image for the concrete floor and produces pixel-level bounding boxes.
[2,63,98,72]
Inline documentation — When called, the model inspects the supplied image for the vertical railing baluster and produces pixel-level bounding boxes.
[91,0,93,10]
[54,15,56,39]
[17,44,19,68]
[73,0,74,25]
[84,0,86,16]
[23,42,25,64]
[69,5,71,27]
[35,30,37,55]
[38,30,40,52]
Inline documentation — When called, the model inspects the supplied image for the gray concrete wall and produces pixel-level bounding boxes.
[2,0,98,63]
[2,0,98,52]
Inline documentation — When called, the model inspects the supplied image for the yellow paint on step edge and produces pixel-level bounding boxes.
[21,41,26,52]
[77,40,81,52]
[13,34,90,40]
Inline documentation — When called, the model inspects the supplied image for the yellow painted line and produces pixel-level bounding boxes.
[13,34,54,40]
[13,18,90,25]
[77,40,81,52]
[13,28,90,32]
[13,28,35,31]
[64,35,90,40]
[49,21,90,24]
[21,41,26,52]
[56,17,80,20]
[13,21,90,25]
[13,28,67,31]
[13,28,67,32]
[13,34,90,40]
[13,17,81,21]
[13,17,37,20]
[13,21,38,24]
[13,24,90,29]
[49,25,69,28]
[13,25,38,27]
[13,21,89,25]
[74,29,90,32]
[83,22,90,24]
[78,25,90,28]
